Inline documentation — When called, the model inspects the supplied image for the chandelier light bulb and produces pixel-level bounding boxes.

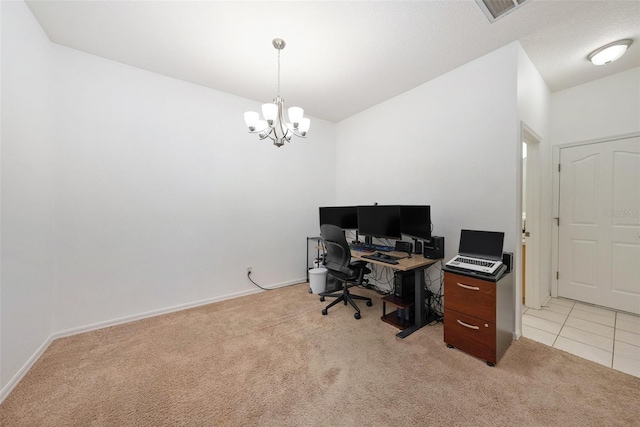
[299,118,310,134]
[244,111,259,131]
[588,39,632,65]
[288,107,304,128]
[262,103,278,123]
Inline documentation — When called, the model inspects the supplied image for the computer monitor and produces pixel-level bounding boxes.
[319,206,358,230]
[357,205,402,240]
[400,205,432,241]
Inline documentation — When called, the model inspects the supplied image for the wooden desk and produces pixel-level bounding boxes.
[351,250,440,338]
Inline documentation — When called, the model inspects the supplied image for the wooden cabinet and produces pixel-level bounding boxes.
[443,269,514,366]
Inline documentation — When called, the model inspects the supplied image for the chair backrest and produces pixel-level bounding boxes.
[320,224,354,277]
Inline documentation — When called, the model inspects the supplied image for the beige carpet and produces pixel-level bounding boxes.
[1,283,638,426]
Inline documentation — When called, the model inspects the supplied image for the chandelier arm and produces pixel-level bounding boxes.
[274,97,291,143]
[288,129,308,138]
[257,127,275,140]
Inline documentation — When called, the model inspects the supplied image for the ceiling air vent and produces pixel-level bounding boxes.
[476,0,529,23]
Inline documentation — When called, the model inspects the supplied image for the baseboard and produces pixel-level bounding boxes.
[52,277,306,340]
[0,277,305,404]
[0,335,54,404]
[540,293,551,308]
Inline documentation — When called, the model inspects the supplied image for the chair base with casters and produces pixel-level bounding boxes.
[319,263,372,319]
[320,285,373,319]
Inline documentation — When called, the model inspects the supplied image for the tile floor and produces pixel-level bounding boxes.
[522,298,640,378]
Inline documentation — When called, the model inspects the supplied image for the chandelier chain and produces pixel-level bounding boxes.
[277,47,281,98]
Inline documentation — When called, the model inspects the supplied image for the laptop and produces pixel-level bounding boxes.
[445,229,504,275]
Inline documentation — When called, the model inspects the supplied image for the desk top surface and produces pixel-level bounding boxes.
[351,250,439,271]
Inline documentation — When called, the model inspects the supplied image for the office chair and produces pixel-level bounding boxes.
[319,224,373,319]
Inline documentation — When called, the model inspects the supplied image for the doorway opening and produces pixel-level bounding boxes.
[520,123,542,310]
[522,141,527,304]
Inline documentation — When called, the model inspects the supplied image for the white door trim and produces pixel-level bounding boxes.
[521,123,542,310]
[551,132,640,298]
[515,121,542,339]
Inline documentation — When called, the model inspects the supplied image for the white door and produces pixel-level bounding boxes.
[558,137,640,314]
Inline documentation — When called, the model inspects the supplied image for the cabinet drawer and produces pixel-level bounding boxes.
[444,307,496,364]
[444,272,496,322]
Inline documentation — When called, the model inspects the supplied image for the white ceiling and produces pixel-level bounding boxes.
[26,0,640,123]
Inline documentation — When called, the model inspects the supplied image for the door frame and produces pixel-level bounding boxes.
[520,123,542,310]
[551,132,640,298]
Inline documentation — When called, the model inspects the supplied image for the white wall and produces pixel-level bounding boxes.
[551,67,640,144]
[336,43,520,281]
[0,0,54,390]
[51,45,337,333]
[1,0,336,396]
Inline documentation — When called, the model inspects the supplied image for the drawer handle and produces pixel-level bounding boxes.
[457,319,480,330]
[456,282,480,291]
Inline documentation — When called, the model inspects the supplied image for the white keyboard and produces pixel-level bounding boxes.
[446,255,503,274]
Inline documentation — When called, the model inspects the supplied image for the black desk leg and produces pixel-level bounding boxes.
[396,266,428,339]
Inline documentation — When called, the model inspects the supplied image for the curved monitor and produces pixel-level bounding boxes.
[400,205,431,241]
[357,205,401,240]
[319,206,358,230]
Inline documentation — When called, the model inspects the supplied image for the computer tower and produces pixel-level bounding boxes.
[394,271,415,299]
[393,271,415,323]
[423,236,444,259]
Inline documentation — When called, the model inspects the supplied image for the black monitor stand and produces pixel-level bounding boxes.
[364,236,373,245]
[412,238,423,254]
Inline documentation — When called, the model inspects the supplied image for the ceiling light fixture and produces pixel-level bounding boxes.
[243,38,310,148]
[588,39,633,65]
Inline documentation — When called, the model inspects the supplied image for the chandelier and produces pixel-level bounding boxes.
[243,38,310,148]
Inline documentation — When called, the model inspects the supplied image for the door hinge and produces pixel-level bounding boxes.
[556,271,559,280]
[558,164,561,172]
